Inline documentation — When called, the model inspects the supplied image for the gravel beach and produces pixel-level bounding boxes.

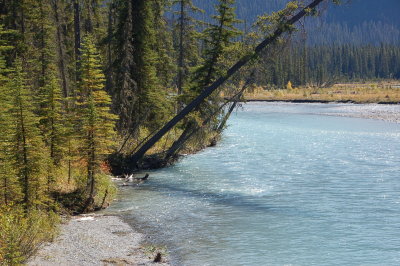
[28,214,169,266]
[323,103,400,123]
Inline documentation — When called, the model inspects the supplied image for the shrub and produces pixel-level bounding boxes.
[0,206,59,265]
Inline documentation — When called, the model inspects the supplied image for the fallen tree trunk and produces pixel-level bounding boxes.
[164,69,256,160]
[215,72,255,135]
[129,0,326,166]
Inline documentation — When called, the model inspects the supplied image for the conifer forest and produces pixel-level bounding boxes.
[0,0,399,263]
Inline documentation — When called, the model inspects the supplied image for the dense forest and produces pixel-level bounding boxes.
[195,0,400,44]
[0,0,399,263]
[254,44,400,88]
[195,0,400,87]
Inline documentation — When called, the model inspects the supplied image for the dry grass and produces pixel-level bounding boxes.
[243,81,400,103]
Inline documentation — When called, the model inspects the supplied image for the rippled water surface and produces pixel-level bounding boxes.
[106,103,400,266]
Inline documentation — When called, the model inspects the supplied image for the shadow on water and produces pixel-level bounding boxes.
[119,179,312,218]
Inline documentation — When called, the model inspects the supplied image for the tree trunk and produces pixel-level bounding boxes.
[165,72,254,159]
[106,2,114,93]
[53,0,70,98]
[216,72,255,134]
[3,175,8,206]
[18,97,30,209]
[165,122,194,159]
[177,0,185,112]
[130,0,326,166]
[74,0,81,79]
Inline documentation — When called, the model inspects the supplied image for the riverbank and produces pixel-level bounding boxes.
[243,81,400,104]
[318,103,400,123]
[28,214,169,266]
[244,102,400,123]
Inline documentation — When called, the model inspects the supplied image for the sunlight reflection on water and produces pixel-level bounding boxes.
[106,103,400,266]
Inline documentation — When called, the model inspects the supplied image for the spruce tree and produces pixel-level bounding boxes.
[193,0,242,92]
[153,0,176,89]
[130,0,171,133]
[188,0,241,143]
[9,59,48,210]
[0,70,20,206]
[112,0,172,145]
[165,0,242,158]
[0,26,21,206]
[77,36,117,210]
[111,0,138,135]
[172,0,203,111]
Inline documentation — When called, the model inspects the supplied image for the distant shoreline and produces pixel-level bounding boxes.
[242,99,400,105]
[239,81,400,105]
[242,101,400,124]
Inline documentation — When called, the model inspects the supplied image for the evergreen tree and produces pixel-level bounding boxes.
[112,0,172,142]
[193,0,242,92]
[153,0,176,89]
[0,25,21,206]
[77,36,117,210]
[166,0,242,157]
[172,0,203,111]
[111,0,138,135]
[130,0,171,133]
[190,0,242,133]
[37,71,70,193]
[9,59,48,210]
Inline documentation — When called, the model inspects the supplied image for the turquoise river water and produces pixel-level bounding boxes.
[106,103,400,266]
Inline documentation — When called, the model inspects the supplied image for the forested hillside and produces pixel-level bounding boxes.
[195,0,400,45]
[191,0,400,87]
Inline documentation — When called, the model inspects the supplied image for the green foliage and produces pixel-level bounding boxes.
[0,206,59,265]
[38,73,66,165]
[111,0,173,137]
[77,35,117,209]
[172,0,204,102]
[254,1,299,40]
[93,172,117,208]
[9,60,50,209]
[132,0,172,131]
[181,0,242,149]
[192,0,242,91]
[0,30,21,207]
[254,44,400,88]
[78,36,117,157]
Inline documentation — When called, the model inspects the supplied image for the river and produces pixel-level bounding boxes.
[106,102,400,266]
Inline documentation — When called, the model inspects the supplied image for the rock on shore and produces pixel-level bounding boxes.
[28,214,169,266]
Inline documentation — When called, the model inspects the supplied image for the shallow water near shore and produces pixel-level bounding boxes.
[106,103,400,266]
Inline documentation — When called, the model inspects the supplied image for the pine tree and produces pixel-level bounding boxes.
[112,0,172,142]
[9,59,49,210]
[0,25,21,206]
[77,36,117,210]
[0,77,20,206]
[111,0,138,135]
[130,0,171,133]
[172,0,203,111]
[51,0,72,99]
[166,0,242,157]
[153,0,176,89]
[192,0,242,92]
[37,71,70,193]
[190,0,241,134]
